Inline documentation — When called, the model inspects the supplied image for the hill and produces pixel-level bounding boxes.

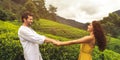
[32,19,88,39]
[0,19,120,60]
[113,10,120,16]
[100,10,120,38]
[54,15,87,30]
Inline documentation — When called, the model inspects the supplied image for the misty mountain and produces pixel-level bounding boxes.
[54,15,87,30]
[52,9,120,32]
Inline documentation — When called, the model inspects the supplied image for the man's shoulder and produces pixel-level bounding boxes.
[18,26,24,31]
[18,26,27,33]
[18,26,34,34]
[19,26,29,30]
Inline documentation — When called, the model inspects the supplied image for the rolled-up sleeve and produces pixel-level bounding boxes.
[18,28,46,44]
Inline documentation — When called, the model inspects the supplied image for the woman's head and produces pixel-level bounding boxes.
[92,21,106,51]
[87,23,93,32]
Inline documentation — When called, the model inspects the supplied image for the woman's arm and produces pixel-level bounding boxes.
[58,36,93,46]
[44,37,60,45]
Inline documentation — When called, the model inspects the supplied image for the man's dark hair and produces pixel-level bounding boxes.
[21,11,33,22]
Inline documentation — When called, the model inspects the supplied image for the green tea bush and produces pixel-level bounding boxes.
[32,19,88,39]
[0,21,23,60]
[0,20,120,60]
[93,47,120,60]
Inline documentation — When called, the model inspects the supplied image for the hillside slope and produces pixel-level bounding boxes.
[32,19,88,39]
[0,19,120,60]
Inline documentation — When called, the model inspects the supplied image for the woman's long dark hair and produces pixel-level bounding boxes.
[92,21,106,51]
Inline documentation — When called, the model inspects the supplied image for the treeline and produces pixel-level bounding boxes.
[100,13,120,38]
[0,0,57,21]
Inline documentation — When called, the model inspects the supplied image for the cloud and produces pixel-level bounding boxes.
[45,0,120,23]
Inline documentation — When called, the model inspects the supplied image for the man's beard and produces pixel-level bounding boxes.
[28,22,32,26]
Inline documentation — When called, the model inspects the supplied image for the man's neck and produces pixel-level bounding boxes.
[22,23,28,27]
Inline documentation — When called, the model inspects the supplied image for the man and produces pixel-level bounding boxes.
[18,12,58,60]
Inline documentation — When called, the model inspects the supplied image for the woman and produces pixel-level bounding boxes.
[57,21,107,60]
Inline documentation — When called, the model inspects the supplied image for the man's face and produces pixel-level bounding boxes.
[24,16,33,26]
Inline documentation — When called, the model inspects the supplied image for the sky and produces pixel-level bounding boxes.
[45,0,120,23]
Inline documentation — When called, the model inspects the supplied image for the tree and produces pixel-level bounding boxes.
[48,5,57,13]
[24,0,39,19]
[101,13,120,38]
[32,0,48,18]
[12,0,28,4]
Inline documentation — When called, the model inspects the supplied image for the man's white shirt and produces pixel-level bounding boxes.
[18,26,45,60]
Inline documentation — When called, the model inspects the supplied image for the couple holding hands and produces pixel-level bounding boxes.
[18,12,106,60]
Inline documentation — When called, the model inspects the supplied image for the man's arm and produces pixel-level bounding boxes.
[19,27,60,45]
[19,28,45,44]
[44,37,60,45]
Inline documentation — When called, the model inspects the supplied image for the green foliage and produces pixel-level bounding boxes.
[32,19,88,39]
[0,20,80,60]
[0,20,23,60]
[0,19,120,60]
[12,0,28,4]
[0,9,8,21]
[101,13,120,38]
[24,0,39,18]
[38,32,80,60]
[106,36,120,54]
[0,0,56,21]
[39,36,80,60]
[0,9,16,21]
[93,47,120,60]
[0,0,120,60]
[48,5,57,13]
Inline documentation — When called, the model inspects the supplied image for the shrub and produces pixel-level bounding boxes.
[0,9,16,21]
[0,20,120,60]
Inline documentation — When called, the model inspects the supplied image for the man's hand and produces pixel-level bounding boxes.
[52,40,61,46]
[44,37,61,46]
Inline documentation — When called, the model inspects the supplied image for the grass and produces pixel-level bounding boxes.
[32,19,88,39]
